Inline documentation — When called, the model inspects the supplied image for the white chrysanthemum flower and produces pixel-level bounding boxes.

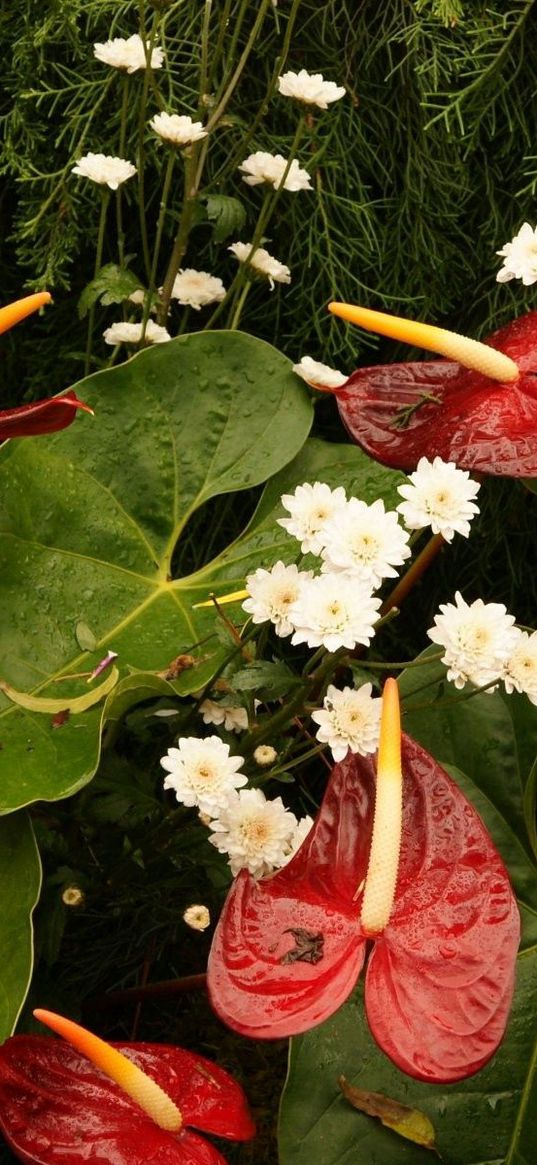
[183,904,211,931]
[239,151,312,192]
[72,153,137,190]
[253,744,278,766]
[278,69,345,109]
[103,320,171,345]
[161,736,247,815]
[94,34,164,73]
[281,814,314,864]
[292,356,348,390]
[242,561,312,637]
[321,498,411,588]
[278,481,348,556]
[199,699,248,734]
[208,788,298,878]
[496,222,537,285]
[502,629,537,704]
[228,242,291,289]
[427,591,519,690]
[396,457,481,542]
[290,573,381,652]
[311,683,382,762]
[150,112,208,146]
[170,268,226,309]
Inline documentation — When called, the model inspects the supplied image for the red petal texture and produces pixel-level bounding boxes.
[208,738,519,1082]
[337,310,537,475]
[208,754,374,1038]
[0,391,92,440]
[0,1038,255,1165]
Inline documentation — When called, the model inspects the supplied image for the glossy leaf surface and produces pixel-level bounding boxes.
[209,736,519,1082]
[0,814,41,1044]
[0,416,406,815]
[337,310,537,475]
[0,1036,255,1165]
[0,392,91,440]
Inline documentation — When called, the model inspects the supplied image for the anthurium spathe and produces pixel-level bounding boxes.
[328,303,537,476]
[0,391,93,440]
[207,684,519,1083]
[0,1010,255,1165]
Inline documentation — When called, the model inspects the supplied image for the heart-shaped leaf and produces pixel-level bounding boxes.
[0,373,407,816]
[337,310,537,475]
[0,813,41,1043]
[0,331,313,814]
[0,1036,255,1165]
[208,735,519,1082]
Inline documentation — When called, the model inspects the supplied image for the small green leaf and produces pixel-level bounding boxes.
[75,621,97,652]
[204,194,247,243]
[77,263,142,318]
[233,659,300,698]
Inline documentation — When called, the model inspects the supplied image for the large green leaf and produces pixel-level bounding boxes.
[0,332,405,813]
[0,813,41,1042]
[279,655,537,1164]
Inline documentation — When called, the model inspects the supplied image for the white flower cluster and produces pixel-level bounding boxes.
[228,242,291,288]
[150,113,207,147]
[428,593,537,703]
[161,736,313,878]
[496,222,537,286]
[72,153,137,190]
[278,69,346,110]
[239,151,312,192]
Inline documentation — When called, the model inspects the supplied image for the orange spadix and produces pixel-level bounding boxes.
[360,677,402,936]
[33,1009,182,1133]
[328,302,519,384]
[0,292,52,335]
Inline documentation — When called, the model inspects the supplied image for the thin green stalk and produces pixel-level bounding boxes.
[199,0,212,104]
[405,677,501,713]
[116,75,130,273]
[142,149,176,337]
[358,651,444,670]
[205,0,273,132]
[84,189,110,376]
[136,5,162,281]
[157,149,200,322]
[206,0,233,93]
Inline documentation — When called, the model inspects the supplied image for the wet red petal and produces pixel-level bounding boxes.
[208,738,519,1081]
[0,392,92,440]
[207,754,374,1038]
[366,736,520,1082]
[0,1037,255,1165]
[337,310,537,475]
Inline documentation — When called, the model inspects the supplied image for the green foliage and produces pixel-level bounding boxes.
[0,330,312,813]
[2,1,537,400]
[0,814,41,1042]
[77,263,142,318]
[279,652,537,1165]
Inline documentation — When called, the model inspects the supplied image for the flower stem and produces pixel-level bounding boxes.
[143,149,176,335]
[157,149,200,323]
[380,532,445,617]
[116,75,130,273]
[205,0,272,132]
[84,189,110,376]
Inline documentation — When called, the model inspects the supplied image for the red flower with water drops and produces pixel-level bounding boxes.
[0,1010,255,1165]
[328,303,537,476]
[0,293,92,439]
[208,681,520,1083]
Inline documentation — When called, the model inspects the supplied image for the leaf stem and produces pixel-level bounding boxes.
[84,189,110,375]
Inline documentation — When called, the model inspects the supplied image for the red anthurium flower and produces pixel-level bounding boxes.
[328,303,537,476]
[0,1011,255,1165]
[0,391,93,441]
[208,683,519,1083]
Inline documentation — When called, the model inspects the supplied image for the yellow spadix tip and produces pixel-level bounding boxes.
[377,676,401,778]
[33,1008,182,1133]
[328,302,519,384]
[0,292,53,335]
[193,589,248,609]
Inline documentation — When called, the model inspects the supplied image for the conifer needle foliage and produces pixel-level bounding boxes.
[2,0,537,399]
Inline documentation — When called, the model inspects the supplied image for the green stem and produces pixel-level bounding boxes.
[84,189,110,376]
[227,278,251,329]
[143,149,176,336]
[205,0,272,132]
[241,682,312,759]
[357,650,444,670]
[207,0,233,93]
[136,4,161,282]
[380,532,445,617]
[404,677,501,713]
[157,149,200,323]
[199,0,212,104]
[116,75,130,273]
